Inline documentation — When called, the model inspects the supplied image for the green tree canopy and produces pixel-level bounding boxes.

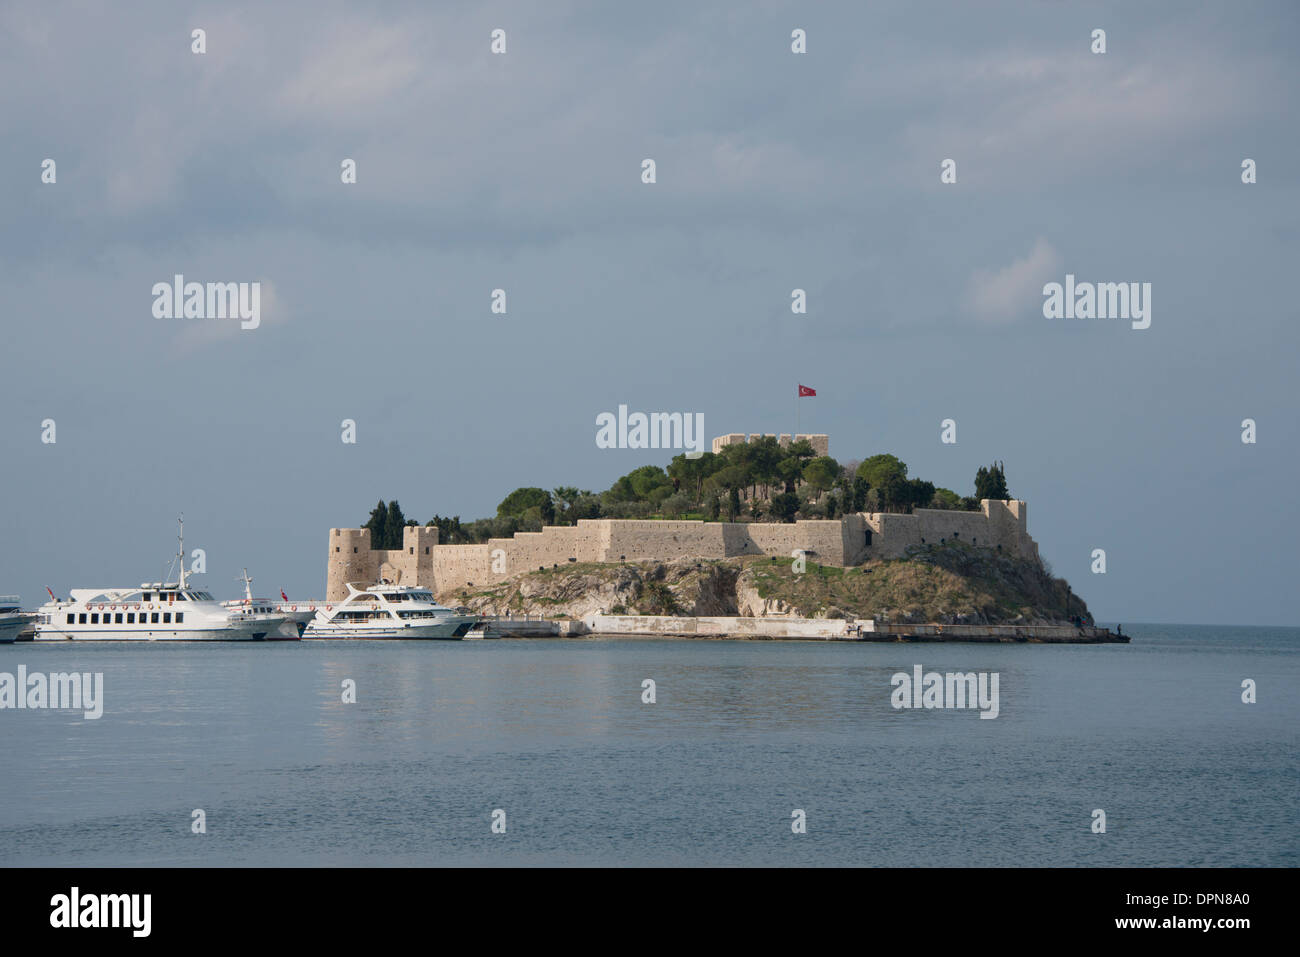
[856,454,908,489]
[974,461,1010,500]
[802,456,841,494]
[497,487,552,519]
[364,499,388,548]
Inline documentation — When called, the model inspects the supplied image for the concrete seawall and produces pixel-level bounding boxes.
[571,615,1127,643]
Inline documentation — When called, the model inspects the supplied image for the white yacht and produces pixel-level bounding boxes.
[33,519,287,642]
[222,569,316,640]
[0,596,37,643]
[305,582,479,639]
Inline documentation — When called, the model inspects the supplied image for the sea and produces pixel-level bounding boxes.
[1,624,1295,866]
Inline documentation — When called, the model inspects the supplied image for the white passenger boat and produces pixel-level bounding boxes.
[222,569,316,640]
[33,519,286,641]
[305,582,479,639]
[0,596,37,643]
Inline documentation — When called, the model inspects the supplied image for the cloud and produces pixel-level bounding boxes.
[966,237,1061,322]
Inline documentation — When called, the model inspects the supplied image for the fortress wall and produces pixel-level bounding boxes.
[494,522,606,575]
[840,513,871,566]
[326,528,381,600]
[744,521,850,564]
[720,522,765,556]
[861,501,1037,561]
[328,500,1040,601]
[914,509,1003,548]
[432,543,494,593]
[602,520,730,562]
[861,512,921,558]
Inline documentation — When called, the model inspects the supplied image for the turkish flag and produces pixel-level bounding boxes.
[798,384,816,397]
[281,590,289,602]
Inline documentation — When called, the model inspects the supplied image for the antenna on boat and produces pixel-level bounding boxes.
[239,568,253,602]
[177,514,187,589]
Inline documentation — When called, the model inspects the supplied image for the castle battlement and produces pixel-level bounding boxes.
[325,500,1036,601]
[711,433,829,457]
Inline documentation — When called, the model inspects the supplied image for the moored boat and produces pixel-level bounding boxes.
[305,582,478,639]
[0,596,37,643]
[222,569,316,640]
[33,519,286,641]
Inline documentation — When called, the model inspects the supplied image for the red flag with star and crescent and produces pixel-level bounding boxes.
[798,384,816,397]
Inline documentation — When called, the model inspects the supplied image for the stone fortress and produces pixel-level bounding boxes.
[325,434,1040,602]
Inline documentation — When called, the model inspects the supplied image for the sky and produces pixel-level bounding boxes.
[1,1,1296,625]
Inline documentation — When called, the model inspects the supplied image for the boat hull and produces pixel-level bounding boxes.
[305,617,478,640]
[33,623,278,641]
[0,616,35,644]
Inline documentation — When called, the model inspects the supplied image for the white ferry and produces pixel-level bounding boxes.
[305,582,479,639]
[0,596,37,643]
[33,519,286,642]
[222,569,317,640]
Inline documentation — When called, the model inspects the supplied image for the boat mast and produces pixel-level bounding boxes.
[177,515,187,589]
[240,568,253,602]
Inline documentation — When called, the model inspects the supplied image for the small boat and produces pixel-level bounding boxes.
[222,569,316,640]
[0,596,37,643]
[33,518,287,641]
[305,581,479,639]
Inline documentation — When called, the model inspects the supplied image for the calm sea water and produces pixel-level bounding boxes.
[1,624,1296,867]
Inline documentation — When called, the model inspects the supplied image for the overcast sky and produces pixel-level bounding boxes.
[2,1,1296,625]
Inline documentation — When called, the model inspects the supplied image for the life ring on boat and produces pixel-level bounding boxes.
[325,605,332,612]
[291,605,297,612]
[97,604,105,611]
[133,603,141,610]
[146,603,154,610]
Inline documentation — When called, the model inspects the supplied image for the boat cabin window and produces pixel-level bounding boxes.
[142,592,152,601]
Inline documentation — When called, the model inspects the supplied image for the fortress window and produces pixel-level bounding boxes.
[425,547,430,555]
[335,547,340,553]
[410,548,414,555]
[353,548,358,554]
[864,529,872,545]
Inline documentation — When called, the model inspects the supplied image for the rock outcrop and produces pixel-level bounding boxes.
[449,542,1092,625]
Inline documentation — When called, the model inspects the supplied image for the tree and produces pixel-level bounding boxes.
[903,479,935,513]
[364,500,387,548]
[931,488,961,510]
[974,461,1009,500]
[384,500,407,549]
[802,456,841,496]
[551,487,581,524]
[497,487,552,519]
[707,494,721,521]
[776,456,804,494]
[856,454,908,490]
[787,438,816,461]
[769,492,800,523]
[850,476,870,512]
[727,486,741,522]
